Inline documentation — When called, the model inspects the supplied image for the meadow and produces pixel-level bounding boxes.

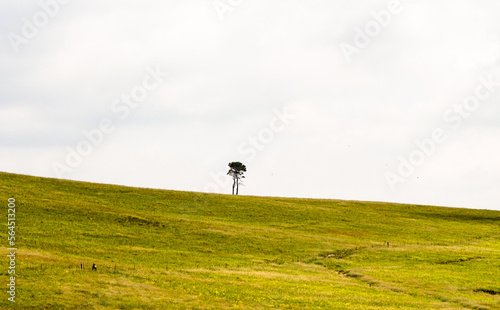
[0,171,499,309]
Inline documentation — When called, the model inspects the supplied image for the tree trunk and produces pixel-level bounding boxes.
[236,177,239,195]
[232,177,236,195]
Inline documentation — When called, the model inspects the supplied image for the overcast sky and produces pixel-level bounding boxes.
[1,0,499,210]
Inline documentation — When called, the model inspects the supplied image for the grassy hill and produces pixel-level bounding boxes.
[0,171,499,309]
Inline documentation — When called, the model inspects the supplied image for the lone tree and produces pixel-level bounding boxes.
[227,162,246,195]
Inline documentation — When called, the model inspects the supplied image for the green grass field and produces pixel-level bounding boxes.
[0,171,499,309]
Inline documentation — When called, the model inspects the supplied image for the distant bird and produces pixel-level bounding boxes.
[92,263,97,271]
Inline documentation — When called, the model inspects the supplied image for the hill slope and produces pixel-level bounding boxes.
[0,172,499,309]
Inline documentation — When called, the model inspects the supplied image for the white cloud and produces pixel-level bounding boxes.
[1,0,499,210]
